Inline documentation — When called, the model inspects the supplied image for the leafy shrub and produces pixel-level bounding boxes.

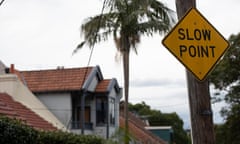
[0,116,38,144]
[0,116,105,144]
[39,130,105,144]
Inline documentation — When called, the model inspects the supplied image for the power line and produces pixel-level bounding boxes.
[152,103,188,109]
[80,0,109,87]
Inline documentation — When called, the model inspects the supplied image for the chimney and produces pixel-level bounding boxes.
[10,64,15,74]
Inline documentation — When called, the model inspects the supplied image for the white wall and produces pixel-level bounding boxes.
[71,129,93,135]
[95,127,107,138]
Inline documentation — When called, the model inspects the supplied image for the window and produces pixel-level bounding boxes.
[76,106,91,123]
[72,106,92,129]
[71,93,93,129]
[109,98,115,125]
[96,97,107,125]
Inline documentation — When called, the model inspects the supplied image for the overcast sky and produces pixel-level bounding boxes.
[1,0,240,128]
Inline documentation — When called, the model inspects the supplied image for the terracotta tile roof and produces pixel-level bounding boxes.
[95,79,111,92]
[120,106,166,144]
[20,67,93,92]
[0,93,57,131]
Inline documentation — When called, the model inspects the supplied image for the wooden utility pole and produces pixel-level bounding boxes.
[175,0,216,144]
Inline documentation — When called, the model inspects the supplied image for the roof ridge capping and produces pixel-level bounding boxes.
[20,66,95,72]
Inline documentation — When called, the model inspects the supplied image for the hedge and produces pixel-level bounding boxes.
[38,131,105,144]
[0,116,105,144]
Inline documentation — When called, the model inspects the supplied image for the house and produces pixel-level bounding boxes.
[120,103,167,144]
[0,61,168,143]
[145,126,173,144]
[4,64,122,138]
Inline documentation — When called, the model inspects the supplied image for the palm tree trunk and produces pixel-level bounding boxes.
[123,50,130,144]
[121,34,130,144]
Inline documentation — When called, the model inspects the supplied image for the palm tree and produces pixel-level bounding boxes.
[76,0,175,143]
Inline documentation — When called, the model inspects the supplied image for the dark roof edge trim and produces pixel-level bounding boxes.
[107,78,121,93]
[82,65,103,90]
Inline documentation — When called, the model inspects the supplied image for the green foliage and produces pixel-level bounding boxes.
[0,116,105,144]
[105,128,133,144]
[214,111,240,144]
[128,102,191,144]
[214,123,240,144]
[209,32,240,144]
[214,124,226,144]
[0,116,38,144]
[128,101,151,115]
[210,33,240,90]
[38,130,104,144]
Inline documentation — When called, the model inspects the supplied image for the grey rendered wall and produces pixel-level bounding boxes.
[36,93,72,127]
[86,76,98,92]
[108,88,122,137]
[109,88,121,128]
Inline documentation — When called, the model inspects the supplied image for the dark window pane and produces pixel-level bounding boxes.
[96,97,107,125]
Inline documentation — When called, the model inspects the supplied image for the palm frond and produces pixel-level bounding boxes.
[148,0,176,25]
[118,0,175,35]
[80,0,175,53]
[72,41,86,55]
[0,0,5,6]
[136,20,170,35]
[81,12,119,47]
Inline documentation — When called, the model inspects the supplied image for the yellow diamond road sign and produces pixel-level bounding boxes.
[162,8,229,81]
